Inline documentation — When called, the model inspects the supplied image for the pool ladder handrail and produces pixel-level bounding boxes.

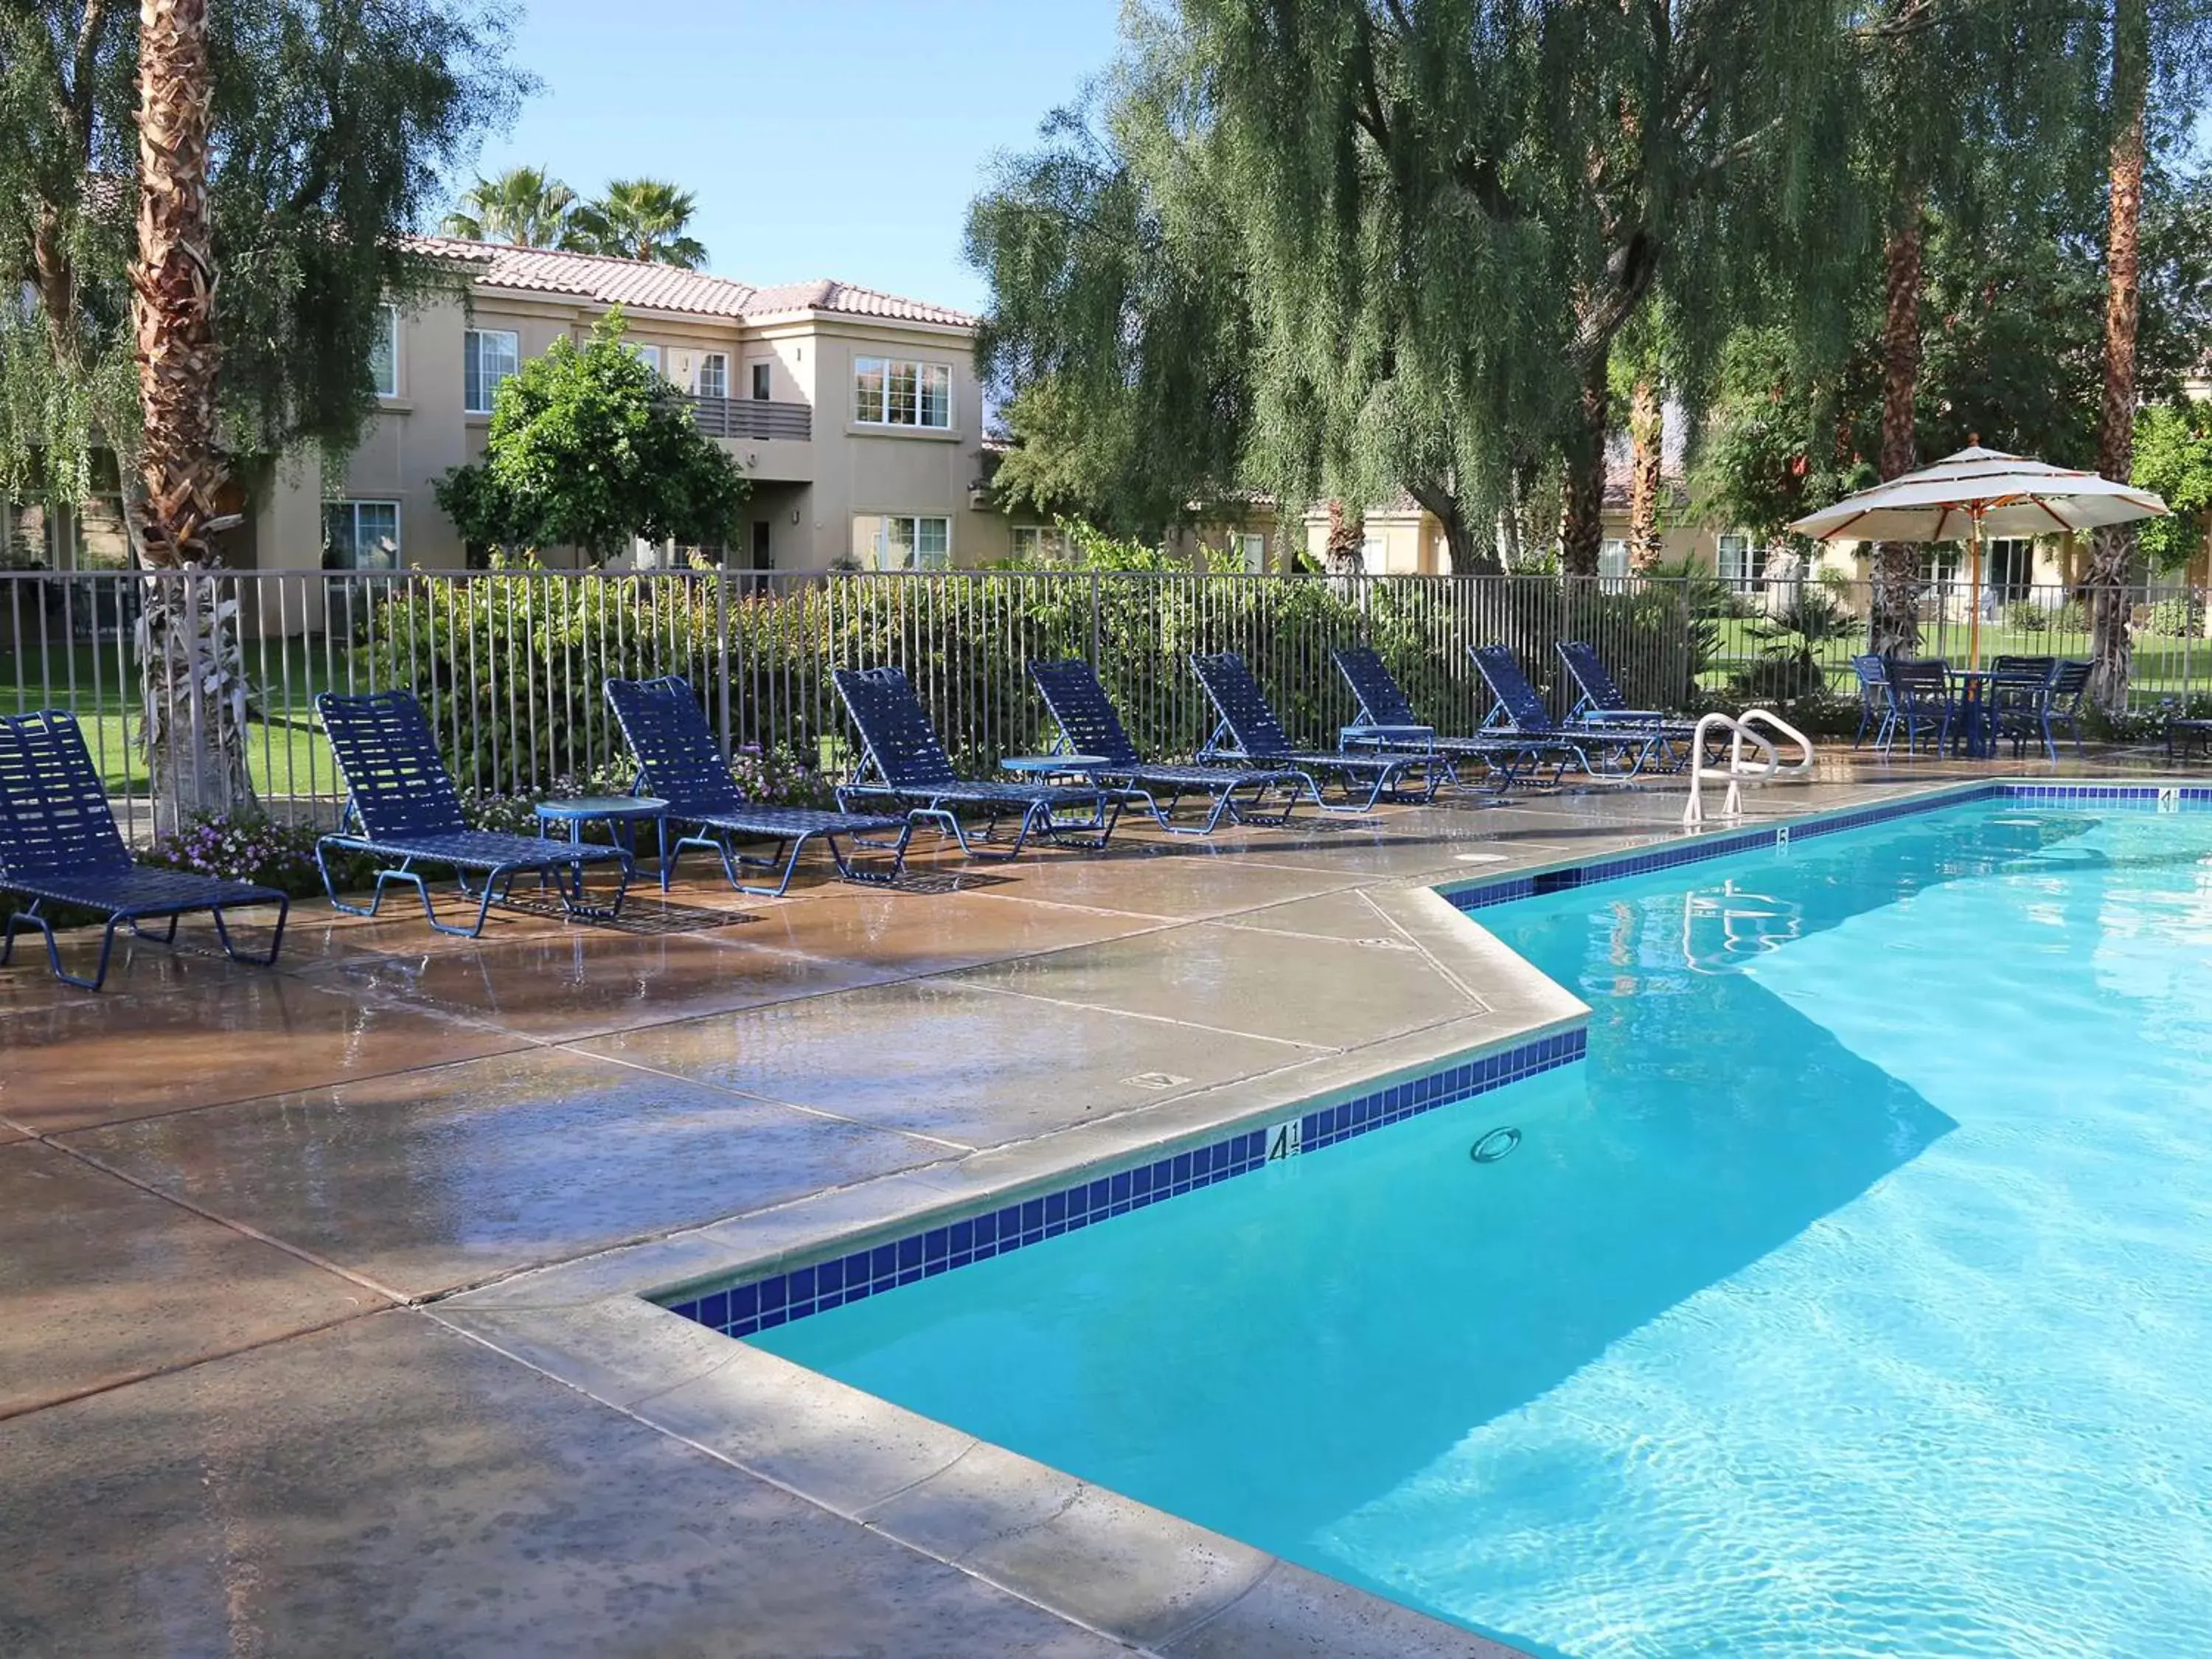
[1682,708,1816,826]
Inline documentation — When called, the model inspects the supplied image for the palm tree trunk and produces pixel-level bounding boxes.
[1627,376,1664,571]
[1870,203,1924,656]
[2089,0,2149,712]
[132,0,254,827]
[1560,350,1609,577]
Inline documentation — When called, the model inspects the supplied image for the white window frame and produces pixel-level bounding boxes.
[1986,537,2034,601]
[1009,524,1064,564]
[750,361,773,402]
[853,513,952,571]
[1238,532,1267,574]
[323,500,401,571]
[369,304,400,400]
[1598,539,1632,583]
[1717,532,1763,593]
[852,355,953,429]
[629,343,661,375]
[464,327,520,415]
[695,352,728,400]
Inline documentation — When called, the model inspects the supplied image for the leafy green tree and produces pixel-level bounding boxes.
[566,178,708,268]
[442,164,578,246]
[2133,400,2212,574]
[435,311,748,559]
[0,0,521,819]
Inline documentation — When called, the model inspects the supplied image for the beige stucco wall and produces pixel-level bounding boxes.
[255,281,1009,580]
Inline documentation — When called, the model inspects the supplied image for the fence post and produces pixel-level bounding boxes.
[715,566,732,759]
[1088,569,1102,669]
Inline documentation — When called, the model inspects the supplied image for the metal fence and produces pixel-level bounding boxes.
[0,566,2196,837]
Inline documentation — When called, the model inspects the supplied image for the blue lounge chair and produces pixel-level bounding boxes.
[831,667,1119,858]
[1028,658,1307,835]
[0,709,289,990]
[316,689,630,936]
[1554,641,1705,761]
[1331,645,1583,788]
[605,675,914,895]
[1467,646,1658,777]
[1189,652,1439,812]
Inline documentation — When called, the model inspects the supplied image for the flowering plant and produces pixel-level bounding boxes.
[142,813,342,896]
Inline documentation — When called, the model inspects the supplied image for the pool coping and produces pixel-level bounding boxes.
[430,774,2152,1658]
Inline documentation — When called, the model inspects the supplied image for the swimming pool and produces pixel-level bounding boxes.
[751,799,2212,1656]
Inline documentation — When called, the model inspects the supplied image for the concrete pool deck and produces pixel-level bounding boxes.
[0,752,2185,1656]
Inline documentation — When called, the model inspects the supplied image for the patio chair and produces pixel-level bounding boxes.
[1330,644,1582,788]
[1466,646,1659,777]
[605,675,914,895]
[1995,659,2090,760]
[1027,658,1307,835]
[1189,652,1440,812]
[1850,655,1893,748]
[830,667,1118,858]
[316,689,631,937]
[0,709,290,990]
[1882,659,1955,756]
[1554,641,1705,754]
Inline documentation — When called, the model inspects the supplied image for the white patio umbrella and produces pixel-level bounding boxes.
[1787,445,2168,668]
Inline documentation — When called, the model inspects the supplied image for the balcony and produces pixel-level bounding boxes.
[683,394,811,442]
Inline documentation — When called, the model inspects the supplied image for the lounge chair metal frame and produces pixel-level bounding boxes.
[1026,658,1307,835]
[316,689,631,937]
[1330,645,1582,789]
[0,709,290,990]
[1467,646,1658,778]
[831,667,1119,859]
[1554,641,1704,769]
[1189,652,1439,812]
[605,675,914,896]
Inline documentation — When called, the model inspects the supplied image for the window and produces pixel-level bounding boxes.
[751,361,772,402]
[1986,538,2034,602]
[1238,532,1267,574]
[1009,525,1065,564]
[629,343,661,375]
[1717,532,1764,592]
[322,501,400,571]
[369,305,400,399]
[464,328,518,414]
[1599,539,1632,582]
[750,521,772,569]
[852,356,952,428]
[1924,546,1961,586]
[695,352,728,400]
[852,513,950,571]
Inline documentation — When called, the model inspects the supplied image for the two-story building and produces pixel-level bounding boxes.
[248,236,1023,577]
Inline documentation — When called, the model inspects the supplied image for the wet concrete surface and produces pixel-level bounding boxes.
[0,754,2159,1655]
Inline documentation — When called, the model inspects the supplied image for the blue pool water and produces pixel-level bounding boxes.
[756,803,2212,1656]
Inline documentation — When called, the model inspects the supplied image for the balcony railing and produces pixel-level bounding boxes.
[683,393,811,442]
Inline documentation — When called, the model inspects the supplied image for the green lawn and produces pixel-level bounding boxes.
[1705,616,2208,701]
[1,644,341,797]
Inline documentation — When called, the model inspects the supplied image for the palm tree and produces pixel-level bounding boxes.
[442,166,577,247]
[2088,0,2150,709]
[566,178,708,268]
[132,0,254,824]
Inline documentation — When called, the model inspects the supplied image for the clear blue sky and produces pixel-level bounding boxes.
[453,0,1125,315]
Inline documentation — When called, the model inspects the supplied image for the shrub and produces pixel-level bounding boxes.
[2144,596,2204,638]
[2004,600,2050,634]
[142,812,372,897]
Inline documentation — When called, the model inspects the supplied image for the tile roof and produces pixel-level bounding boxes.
[400,235,974,328]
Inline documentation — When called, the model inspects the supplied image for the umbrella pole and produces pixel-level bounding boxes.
[1966,517,1983,670]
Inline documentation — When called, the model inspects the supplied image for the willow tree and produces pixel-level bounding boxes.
[1,0,521,821]
[967,94,1257,543]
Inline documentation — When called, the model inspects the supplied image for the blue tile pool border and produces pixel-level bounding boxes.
[661,1025,1587,1341]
